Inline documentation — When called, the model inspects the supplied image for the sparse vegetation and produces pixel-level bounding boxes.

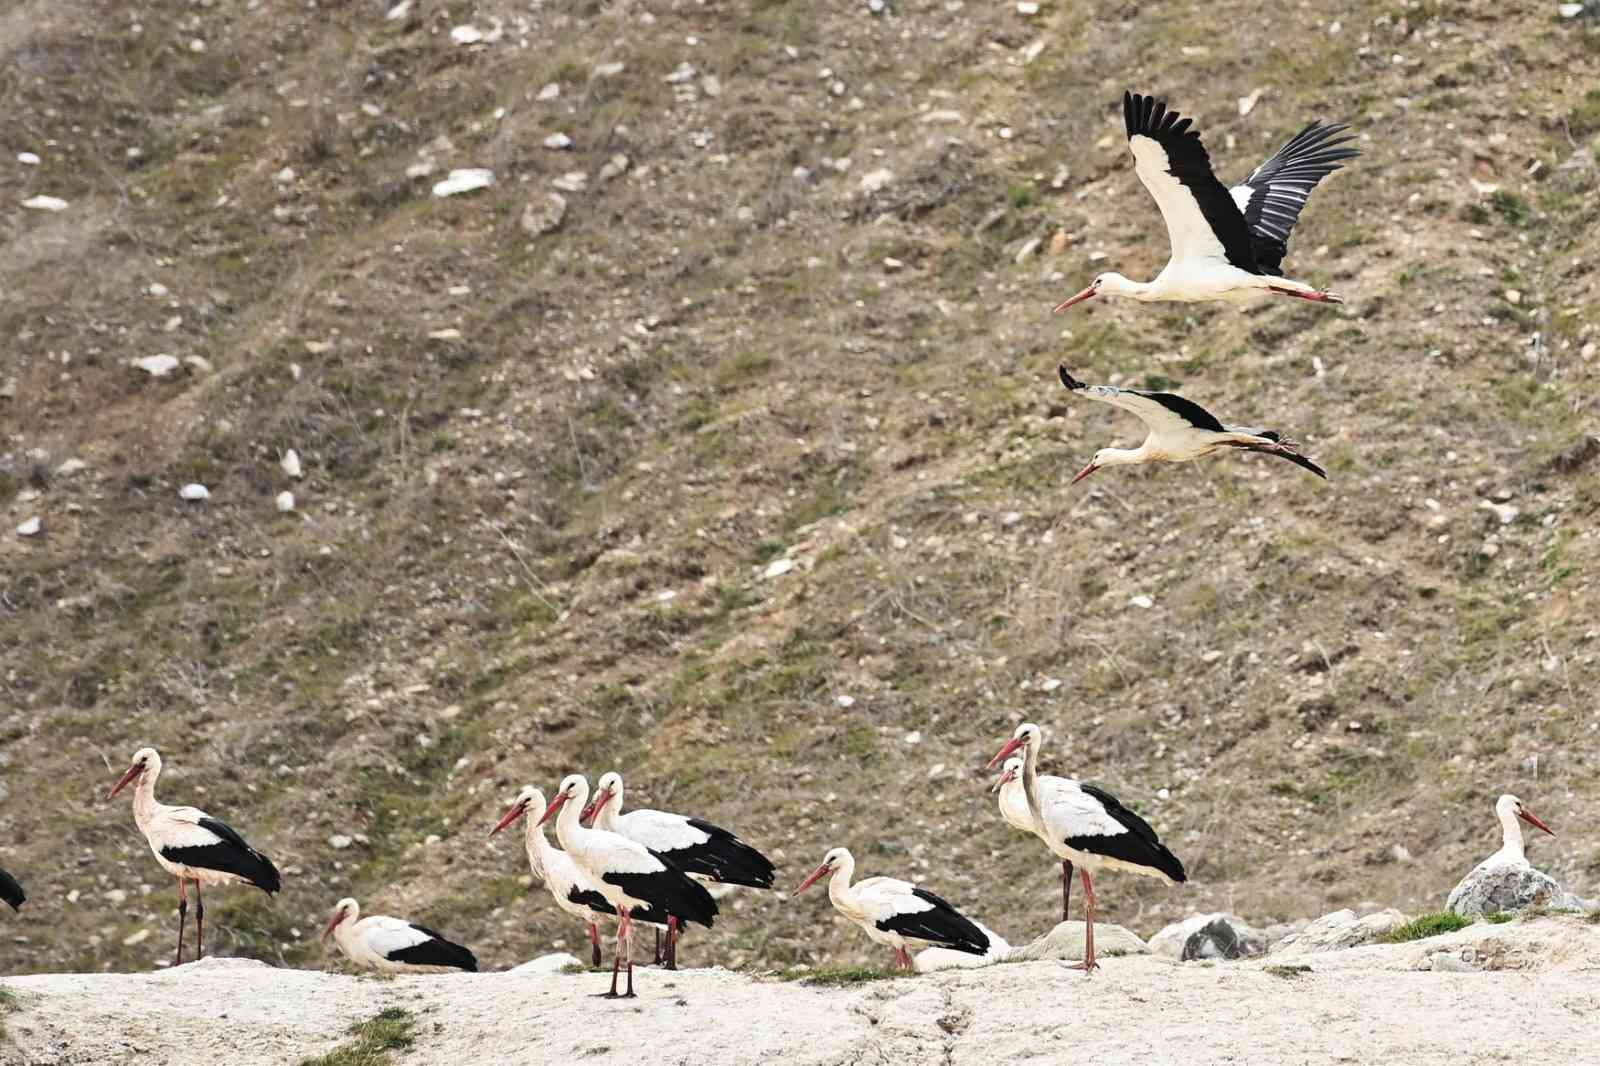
[769,966,905,986]
[299,1008,418,1066]
[1379,913,1474,944]
[1264,964,1312,979]
[0,986,18,1041]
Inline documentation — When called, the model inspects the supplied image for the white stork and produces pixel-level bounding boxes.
[539,774,717,997]
[1445,794,1558,916]
[491,784,668,968]
[582,770,776,967]
[993,756,1073,922]
[0,865,23,911]
[321,897,478,974]
[108,747,281,966]
[792,847,993,970]
[1057,366,1327,482]
[1054,90,1358,311]
[986,724,1185,973]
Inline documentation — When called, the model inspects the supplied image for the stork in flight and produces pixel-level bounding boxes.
[108,747,281,965]
[0,866,23,911]
[792,847,992,970]
[322,897,478,974]
[1057,366,1327,482]
[987,724,1185,973]
[582,770,776,968]
[1054,91,1358,311]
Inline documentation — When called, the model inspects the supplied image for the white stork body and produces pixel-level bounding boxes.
[1057,366,1327,483]
[108,748,280,965]
[987,724,1185,972]
[322,897,477,974]
[1054,91,1358,312]
[539,774,717,996]
[1445,794,1558,916]
[793,848,993,970]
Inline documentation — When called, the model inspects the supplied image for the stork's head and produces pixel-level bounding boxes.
[321,897,359,940]
[538,774,587,826]
[991,756,1023,793]
[490,785,544,836]
[1499,794,1555,837]
[987,722,1042,769]
[108,747,160,799]
[582,771,624,823]
[792,846,852,896]
[1054,273,1137,312]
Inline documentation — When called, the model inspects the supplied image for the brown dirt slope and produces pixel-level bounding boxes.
[1,0,1597,974]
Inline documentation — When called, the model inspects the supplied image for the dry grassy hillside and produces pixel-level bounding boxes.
[1,0,1597,977]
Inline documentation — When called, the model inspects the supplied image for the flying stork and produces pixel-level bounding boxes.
[792,847,992,970]
[107,747,281,965]
[1054,90,1358,311]
[0,866,23,911]
[987,724,1185,973]
[539,774,717,997]
[491,784,668,969]
[322,897,478,974]
[1057,366,1327,482]
[582,770,776,967]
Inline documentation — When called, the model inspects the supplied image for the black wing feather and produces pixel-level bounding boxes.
[604,869,718,929]
[161,816,281,894]
[0,866,24,911]
[1124,90,1260,273]
[386,924,478,972]
[566,886,619,916]
[1058,366,1228,434]
[875,888,990,956]
[661,818,776,889]
[1236,120,1359,273]
[1068,785,1187,883]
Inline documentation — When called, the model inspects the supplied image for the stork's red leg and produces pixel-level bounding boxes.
[1068,868,1100,974]
[602,919,624,998]
[588,921,602,968]
[664,916,679,971]
[654,926,663,965]
[619,912,636,998]
[193,881,205,961]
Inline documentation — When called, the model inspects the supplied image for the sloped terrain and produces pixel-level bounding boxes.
[1,0,1598,979]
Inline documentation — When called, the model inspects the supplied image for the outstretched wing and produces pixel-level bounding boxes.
[1059,366,1226,436]
[1124,91,1259,273]
[1229,120,1358,274]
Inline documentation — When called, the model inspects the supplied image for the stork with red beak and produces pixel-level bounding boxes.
[108,747,281,965]
[987,724,1185,973]
[1445,794,1560,917]
[321,897,477,974]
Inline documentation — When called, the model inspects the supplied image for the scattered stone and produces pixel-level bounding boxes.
[16,517,41,538]
[509,952,584,974]
[431,169,494,198]
[920,110,964,124]
[1238,88,1264,117]
[1559,3,1585,16]
[384,0,411,20]
[592,62,626,79]
[1008,920,1149,962]
[762,557,796,579]
[903,731,923,745]
[0,378,15,399]
[543,132,573,150]
[1478,499,1519,525]
[183,356,214,375]
[280,449,303,479]
[450,24,484,45]
[18,152,41,165]
[122,929,151,946]
[1129,595,1154,609]
[1016,1,1041,13]
[859,167,894,193]
[552,171,588,193]
[55,459,87,477]
[597,154,630,183]
[328,834,354,850]
[537,83,561,101]
[1545,434,1598,473]
[1269,908,1408,957]
[276,491,296,513]
[1429,952,1480,972]
[179,483,211,502]
[1015,237,1041,264]
[23,195,69,211]
[1447,863,1561,918]
[273,166,296,184]
[521,192,568,235]
[131,354,181,377]
[701,74,722,98]
[835,695,855,708]
[883,257,905,272]
[1022,39,1047,64]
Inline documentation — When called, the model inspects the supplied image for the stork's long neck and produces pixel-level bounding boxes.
[132,765,162,834]
[595,784,623,832]
[333,908,361,955]
[523,813,551,882]
[1103,274,1160,301]
[1097,446,1152,468]
[1020,739,1045,831]
[554,787,589,855]
[1496,800,1526,862]
[826,856,857,912]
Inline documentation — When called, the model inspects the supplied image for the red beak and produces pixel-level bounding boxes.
[1052,284,1098,313]
[1070,460,1100,485]
[108,764,142,800]
[536,792,568,827]
[321,911,344,942]
[579,788,611,824]
[1518,809,1555,837]
[991,767,1017,793]
[792,862,832,897]
[986,735,1026,770]
[489,801,527,837]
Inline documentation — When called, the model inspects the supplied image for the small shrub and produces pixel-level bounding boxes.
[300,1007,417,1066]
[769,965,904,986]
[1379,911,1472,943]
[1482,912,1514,925]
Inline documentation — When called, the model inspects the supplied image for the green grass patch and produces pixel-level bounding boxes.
[769,965,905,986]
[0,985,17,1041]
[1482,912,1515,925]
[1379,911,1472,943]
[1264,964,1311,979]
[300,1007,418,1066]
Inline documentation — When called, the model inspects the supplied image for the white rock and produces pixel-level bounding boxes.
[1238,88,1264,117]
[903,730,923,745]
[450,24,484,44]
[868,0,886,11]
[1009,920,1149,962]
[597,154,630,183]
[55,458,87,477]
[836,695,856,708]
[328,834,354,850]
[521,192,568,235]
[762,557,796,579]
[183,356,213,374]
[1558,3,1585,16]
[543,132,573,150]
[1478,499,1519,525]
[593,62,626,78]
[509,952,584,974]
[701,74,722,98]
[1129,595,1155,609]
[16,517,42,537]
[431,168,494,198]
[17,152,40,165]
[920,110,964,124]
[1040,678,1062,692]
[537,82,561,100]
[1016,1,1041,13]
[281,449,304,479]
[275,491,296,513]
[123,928,152,946]
[22,195,69,211]
[552,171,588,193]
[1269,908,1408,957]
[273,166,296,184]
[385,0,412,19]
[131,354,181,377]
[179,483,211,502]
[859,167,894,193]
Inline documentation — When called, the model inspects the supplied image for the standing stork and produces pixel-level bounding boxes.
[322,897,478,974]
[539,774,717,997]
[993,756,1072,921]
[1057,366,1327,482]
[1054,90,1358,311]
[792,847,992,970]
[107,747,281,965]
[582,770,776,967]
[986,724,1185,973]
[491,784,668,969]
[0,866,23,911]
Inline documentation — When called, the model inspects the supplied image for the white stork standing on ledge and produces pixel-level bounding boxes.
[322,897,478,974]
[1054,90,1358,311]
[987,724,1185,974]
[1057,366,1327,482]
[108,747,281,965]
[0,865,23,911]
[792,847,993,970]
[540,774,718,997]
[993,756,1074,922]
[491,785,669,969]
[582,770,776,968]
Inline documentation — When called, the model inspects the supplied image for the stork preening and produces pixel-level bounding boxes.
[792,847,992,970]
[0,866,23,911]
[108,748,281,966]
[322,897,478,974]
[540,774,717,997]
[582,770,776,967]
[491,785,668,969]
[1057,366,1327,482]
[987,724,1185,973]
[1054,91,1357,311]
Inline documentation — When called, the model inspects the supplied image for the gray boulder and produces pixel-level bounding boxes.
[1445,862,1561,918]
[1007,920,1149,963]
[1148,912,1265,961]
[1269,908,1408,957]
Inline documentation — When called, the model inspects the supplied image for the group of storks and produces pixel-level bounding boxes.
[3,91,1363,993]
